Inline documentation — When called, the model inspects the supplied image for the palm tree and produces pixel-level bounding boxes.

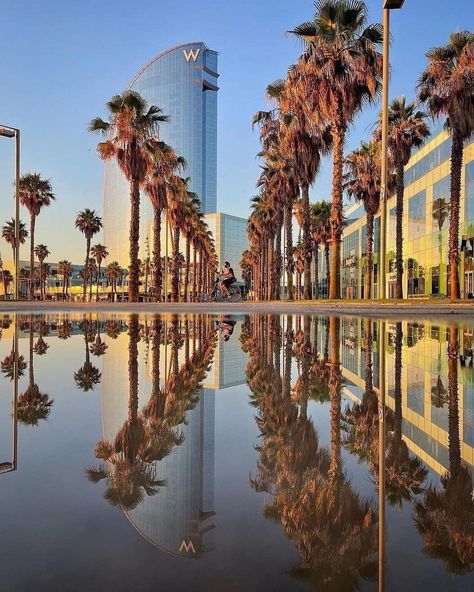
[75,209,102,300]
[344,141,381,299]
[418,32,474,300]
[385,97,430,299]
[89,91,168,302]
[18,173,55,299]
[105,261,121,300]
[58,260,73,299]
[2,218,28,262]
[90,243,108,300]
[17,318,53,426]
[310,201,331,299]
[34,244,49,300]
[289,0,383,299]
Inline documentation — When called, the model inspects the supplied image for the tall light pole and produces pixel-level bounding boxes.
[0,125,20,300]
[379,1,404,300]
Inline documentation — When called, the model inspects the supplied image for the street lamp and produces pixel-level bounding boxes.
[379,0,404,300]
[0,125,20,300]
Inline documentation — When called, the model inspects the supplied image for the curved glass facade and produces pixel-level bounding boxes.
[103,42,218,266]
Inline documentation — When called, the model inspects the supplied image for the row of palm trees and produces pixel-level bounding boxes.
[89,91,218,302]
[243,0,473,301]
[243,314,474,581]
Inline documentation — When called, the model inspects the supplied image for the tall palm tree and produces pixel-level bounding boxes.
[418,32,474,300]
[2,218,28,262]
[58,260,73,298]
[90,243,108,300]
[344,141,381,299]
[385,97,430,298]
[18,173,55,299]
[144,141,187,302]
[89,91,168,302]
[75,209,102,300]
[105,261,121,301]
[290,0,383,299]
[34,244,49,300]
[310,201,331,299]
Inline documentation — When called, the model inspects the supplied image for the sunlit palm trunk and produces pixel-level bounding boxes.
[313,244,319,300]
[285,201,294,300]
[395,161,404,299]
[301,183,312,300]
[448,130,462,300]
[152,205,162,302]
[184,236,191,303]
[192,247,197,302]
[96,262,101,300]
[274,215,282,300]
[128,179,141,303]
[29,216,35,300]
[329,101,346,300]
[172,227,180,302]
[324,243,330,299]
[447,325,461,471]
[365,212,374,300]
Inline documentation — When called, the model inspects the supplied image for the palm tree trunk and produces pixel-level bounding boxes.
[325,243,330,299]
[365,212,374,300]
[447,325,461,472]
[83,237,91,300]
[172,227,180,302]
[127,315,140,463]
[128,179,141,303]
[192,246,197,302]
[394,322,403,443]
[329,99,346,300]
[314,244,319,299]
[29,215,35,300]
[301,182,312,300]
[285,200,294,300]
[96,263,101,300]
[274,216,282,300]
[395,160,404,299]
[185,235,191,303]
[152,205,162,302]
[267,238,273,301]
[449,129,463,300]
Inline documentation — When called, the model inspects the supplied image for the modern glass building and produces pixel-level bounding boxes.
[103,42,219,267]
[204,213,248,280]
[341,130,474,299]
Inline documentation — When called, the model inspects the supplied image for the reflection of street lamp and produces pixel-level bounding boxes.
[0,316,19,475]
[379,1,404,300]
[0,125,20,300]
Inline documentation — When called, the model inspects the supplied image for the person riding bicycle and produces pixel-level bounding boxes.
[219,261,236,298]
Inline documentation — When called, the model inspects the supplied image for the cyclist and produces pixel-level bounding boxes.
[219,261,236,298]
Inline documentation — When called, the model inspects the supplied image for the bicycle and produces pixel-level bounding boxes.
[206,277,242,302]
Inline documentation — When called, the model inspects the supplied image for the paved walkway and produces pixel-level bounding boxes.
[0,300,473,319]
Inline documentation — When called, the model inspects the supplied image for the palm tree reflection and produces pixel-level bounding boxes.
[74,318,101,392]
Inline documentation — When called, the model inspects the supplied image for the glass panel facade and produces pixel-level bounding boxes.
[404,137,452,187]
[408,191,426,240]
[342,229,359,299]
[103,43,218,266]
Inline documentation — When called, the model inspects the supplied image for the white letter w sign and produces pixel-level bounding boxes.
[183,48,201,63]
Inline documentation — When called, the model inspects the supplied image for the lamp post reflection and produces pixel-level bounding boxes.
[0,316,19,474]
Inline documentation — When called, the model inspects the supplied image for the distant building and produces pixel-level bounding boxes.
[103,42,219,267]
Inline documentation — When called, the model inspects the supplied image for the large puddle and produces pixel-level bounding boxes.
[0,313,472,591]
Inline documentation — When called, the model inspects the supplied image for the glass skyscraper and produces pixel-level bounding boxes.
[103,42,218,266]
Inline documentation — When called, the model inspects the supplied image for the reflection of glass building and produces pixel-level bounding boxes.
[340,319,474,477]
[103,42,219,266]
[341,130,474,298]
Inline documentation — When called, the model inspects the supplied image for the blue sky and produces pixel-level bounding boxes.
[0,0,470,263]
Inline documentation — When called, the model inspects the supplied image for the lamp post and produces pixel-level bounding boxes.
[0,125,20,300]
[379,0,404,300]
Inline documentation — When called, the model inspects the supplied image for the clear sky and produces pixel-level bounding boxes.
[0,0,470,264]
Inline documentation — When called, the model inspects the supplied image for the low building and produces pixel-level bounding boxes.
[341,129,474,299]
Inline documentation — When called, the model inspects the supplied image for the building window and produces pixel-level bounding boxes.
[408,191,426,240]
[432,176,450,231]
[466,162,474,222]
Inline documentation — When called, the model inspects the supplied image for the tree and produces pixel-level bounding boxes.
[19,173,55,299]
[105,261,122,301]
[74,319,101,391]
[289,0,383,299]
[58,260,73,298]
[2,218,28,262]
[344,141,381,299]
[385,97,430,298]
[310,201,331,299]
[90,243,108,300]
[89,91,168,302]
[34,244,49,300]
[418,32,474,299]
[75,209,102,300]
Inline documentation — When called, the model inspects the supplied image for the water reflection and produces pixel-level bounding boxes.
[0,312,473,589]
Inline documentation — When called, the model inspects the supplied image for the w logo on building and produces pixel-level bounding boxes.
[183,48,201,63]
[179,539,197,554]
